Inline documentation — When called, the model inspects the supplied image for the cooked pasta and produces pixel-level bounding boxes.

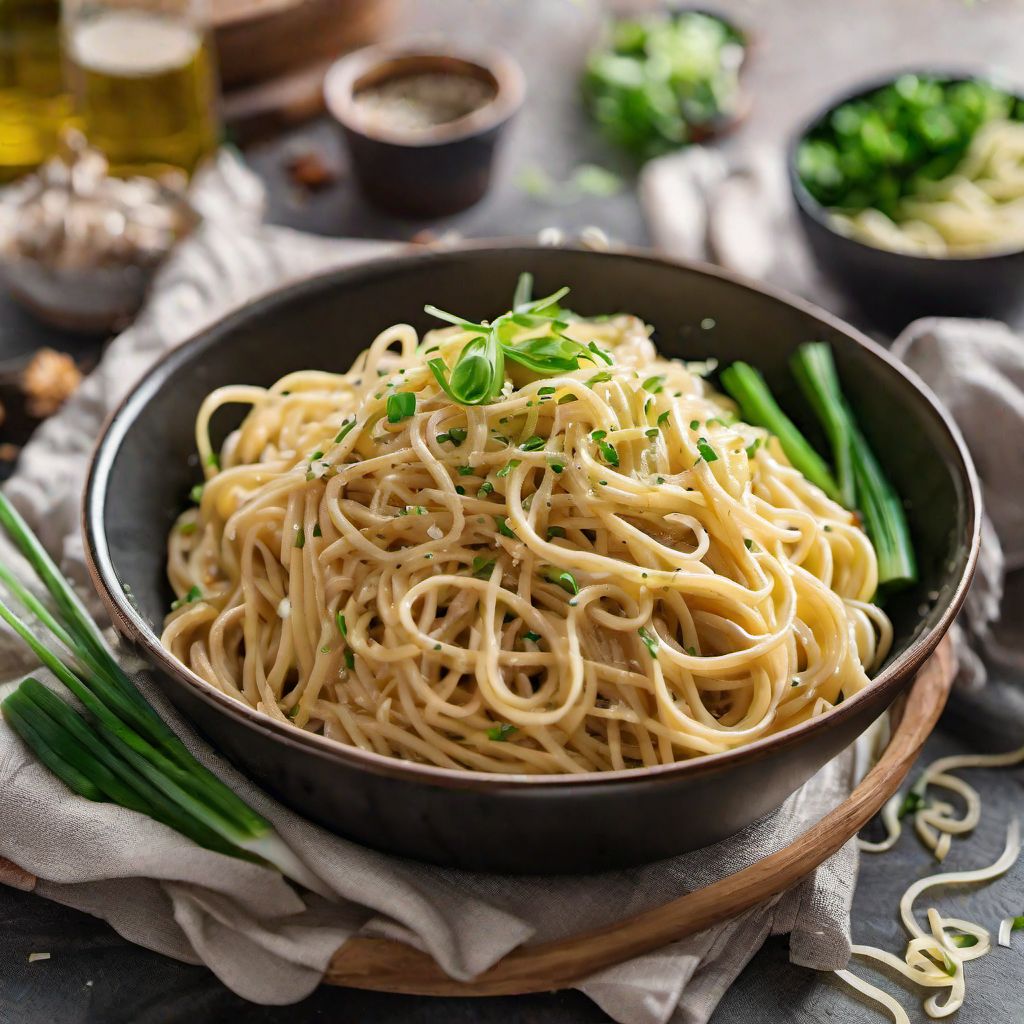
[833,119,1024,257]
[162,302,891,774]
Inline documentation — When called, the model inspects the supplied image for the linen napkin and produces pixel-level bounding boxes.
[0,150,863,1024]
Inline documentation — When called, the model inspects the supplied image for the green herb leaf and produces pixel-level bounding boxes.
[520,436,546,452]
[696,437,719,463]
[478,481,494,497]
[547,525,567,539]
[386,391,416,423]
[546,567,579,595]
[205,452,220,469]
[523,630,541,642]
[336,612,347,637]
[495,516,516,538]
[487,722,518,742]
[312,524,322,538]
[294,528,305,549]
[496,460,521,478]
[457,465,474,476]
[189,484,204,504]
[179,522,197,536]
[898,789,926,818]
[642,375,664,394]
[171,585,202,611]
[591,430,620,466]
[638,627,659,658]
[472,556,496,579]
[335,418,357,444]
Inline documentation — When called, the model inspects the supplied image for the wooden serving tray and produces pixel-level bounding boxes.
[0,639,954,996]
[325,637,955,995]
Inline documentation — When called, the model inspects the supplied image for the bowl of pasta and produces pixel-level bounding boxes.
[83,244,980,873]
[790,71,1024,330]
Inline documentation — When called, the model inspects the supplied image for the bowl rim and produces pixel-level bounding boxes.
[323,43,525,148]
[787,66,1024,264]
[82,241,982,793]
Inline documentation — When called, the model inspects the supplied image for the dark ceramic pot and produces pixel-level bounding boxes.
[324,46,524,218]
[789,71,1024,333]
[83,245,980,873]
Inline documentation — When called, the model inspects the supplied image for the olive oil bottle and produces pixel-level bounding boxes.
[64,2,219,178]
[0,0,73,181]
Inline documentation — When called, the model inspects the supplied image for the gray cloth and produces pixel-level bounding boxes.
[0,150,858,1024]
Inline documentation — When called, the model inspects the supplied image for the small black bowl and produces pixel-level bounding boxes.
[789,71,1024,332]
[324,45,524,218]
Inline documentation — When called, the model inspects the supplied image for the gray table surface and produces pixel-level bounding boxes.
[3,1,1024,1022]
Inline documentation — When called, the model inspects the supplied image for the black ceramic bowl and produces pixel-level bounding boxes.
[789,72,1024,332]
[83,245,980,874]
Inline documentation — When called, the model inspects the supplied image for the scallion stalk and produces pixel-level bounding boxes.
[719,362,842,502]
[0,497,333,897]
[791,343,916,589]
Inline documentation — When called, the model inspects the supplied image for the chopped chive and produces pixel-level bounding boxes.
[696,437,718,463]
[343,648,355,670]
[558,394,578,404]
[690,419,700,430]
[898,790,926,818]
[478,481,494,497]
[189,484,204,503]
[585,371,612,387]
[645,428,659,439]
[495,516,516,538]
[472,556,496,579]
[312,524,322,538]
[547,525,566,539]
[546,568,578,595]
[294,528,305,549]
[538,386,556,396]
[642,375,664,394]
[457,465,474,476]
[487,722,518,742]
[386,391,416,423]
[520,435,545,451]
[523,630,541,642]
[205,453,220,469]
[744,538,753,550]
[746,437,762,459]
[496,460,521,478]
[170,585,201,611]
[455,485,466,495]
[336,612,347,636]
[638,627,659,658]
[334,418,356,443]
[548,460,565,474]
[179,522,197,536]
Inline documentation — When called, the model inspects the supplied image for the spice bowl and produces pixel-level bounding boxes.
[323,44,525,217]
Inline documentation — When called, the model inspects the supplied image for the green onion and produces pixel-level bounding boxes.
[294,528,305,549]
[642,375,664,393]
[790,343,916,589]
[189,484,204,504]
[695,437,718,463]
[591,431,619,466]
[547,525,567,539]
[386,391,416,423]
[523,631,541,643]
[586,371,612,387]
[334,418,357,444]
[520,435,545,452]
[546,568,579,595]
[336,612,347,636]
[478,481,494,497]
[487,722,518,742]
[950,934,979,949]
[496,460,521,479]
[898,789,926,818]
[472,556,496,579]
[719,362,841,502]
[457,465,474,476]
[638,627,659,658]
[205,452,220,469]
[170,585,201,611]
[495,516,516,538]
[0,494,331,896]
[645,428,659,439]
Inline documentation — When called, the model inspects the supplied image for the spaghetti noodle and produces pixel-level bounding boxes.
[162,303,890,773]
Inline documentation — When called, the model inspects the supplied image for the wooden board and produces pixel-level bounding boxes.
[324,637,955,996]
